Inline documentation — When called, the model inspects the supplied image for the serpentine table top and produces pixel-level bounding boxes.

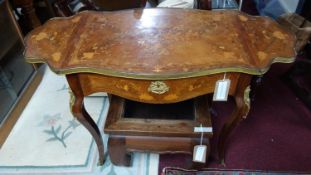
[24,8,295,79]
[23,8,296,166]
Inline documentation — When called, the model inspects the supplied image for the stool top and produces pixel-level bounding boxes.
[24,8,295,80]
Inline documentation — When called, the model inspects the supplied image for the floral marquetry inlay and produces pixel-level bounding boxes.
[24,8,296,79]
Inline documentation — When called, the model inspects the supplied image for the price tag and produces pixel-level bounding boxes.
[213,79,231,101]
[193,124,208,163]
[193,145,207,163]
[194,127,212,133]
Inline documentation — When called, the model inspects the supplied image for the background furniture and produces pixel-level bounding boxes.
[54,0,200,17]
[8,0,241,29]
[0,0,33,125]
[158,0,241,10]
[10,0,41,31]
[254,0,299,19]
[0,0,43,146]
[278,12,311,109]
[53,0,147,16]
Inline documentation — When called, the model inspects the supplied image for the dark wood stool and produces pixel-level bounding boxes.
[104,95,213,167]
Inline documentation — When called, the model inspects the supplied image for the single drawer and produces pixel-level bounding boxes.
[79,72,240,104]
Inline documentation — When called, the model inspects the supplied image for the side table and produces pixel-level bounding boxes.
[24,9,296,165]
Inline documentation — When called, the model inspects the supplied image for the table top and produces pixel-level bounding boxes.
[24,8,296,80]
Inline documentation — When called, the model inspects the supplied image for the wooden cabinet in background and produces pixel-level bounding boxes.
[0,0,43,147]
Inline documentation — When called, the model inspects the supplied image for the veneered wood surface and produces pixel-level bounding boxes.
[79,72,239,103]
[125,136,208,153]
[104,95,212,137]
[108,135,210,167]
[24,8,296,79]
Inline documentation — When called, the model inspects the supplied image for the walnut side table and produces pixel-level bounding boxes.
[24,9,296,166]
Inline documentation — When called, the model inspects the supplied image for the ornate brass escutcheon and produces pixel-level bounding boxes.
[148,81,169,94]
[243,85,251,119]
[68,89,75,114]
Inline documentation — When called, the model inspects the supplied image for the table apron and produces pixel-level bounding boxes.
[78,72,241,104]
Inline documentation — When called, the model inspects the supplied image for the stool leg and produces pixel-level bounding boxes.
[108,136,132,166]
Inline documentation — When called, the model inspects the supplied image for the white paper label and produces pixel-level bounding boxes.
[194,127,213,133]
[193,145,207,163]
[213,79,231,101]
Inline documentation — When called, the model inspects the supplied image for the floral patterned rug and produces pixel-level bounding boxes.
[161,167,294,175]
[0,67,159,175]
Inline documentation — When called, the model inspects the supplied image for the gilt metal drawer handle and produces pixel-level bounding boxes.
[148,81,169,94]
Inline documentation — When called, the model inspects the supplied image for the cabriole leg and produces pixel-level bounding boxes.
[217,74,252,164]
[66,74,105,165]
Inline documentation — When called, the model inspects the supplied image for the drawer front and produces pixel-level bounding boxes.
[79,73,240,104]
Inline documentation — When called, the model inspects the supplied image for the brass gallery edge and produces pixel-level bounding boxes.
[24,56,295,80]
